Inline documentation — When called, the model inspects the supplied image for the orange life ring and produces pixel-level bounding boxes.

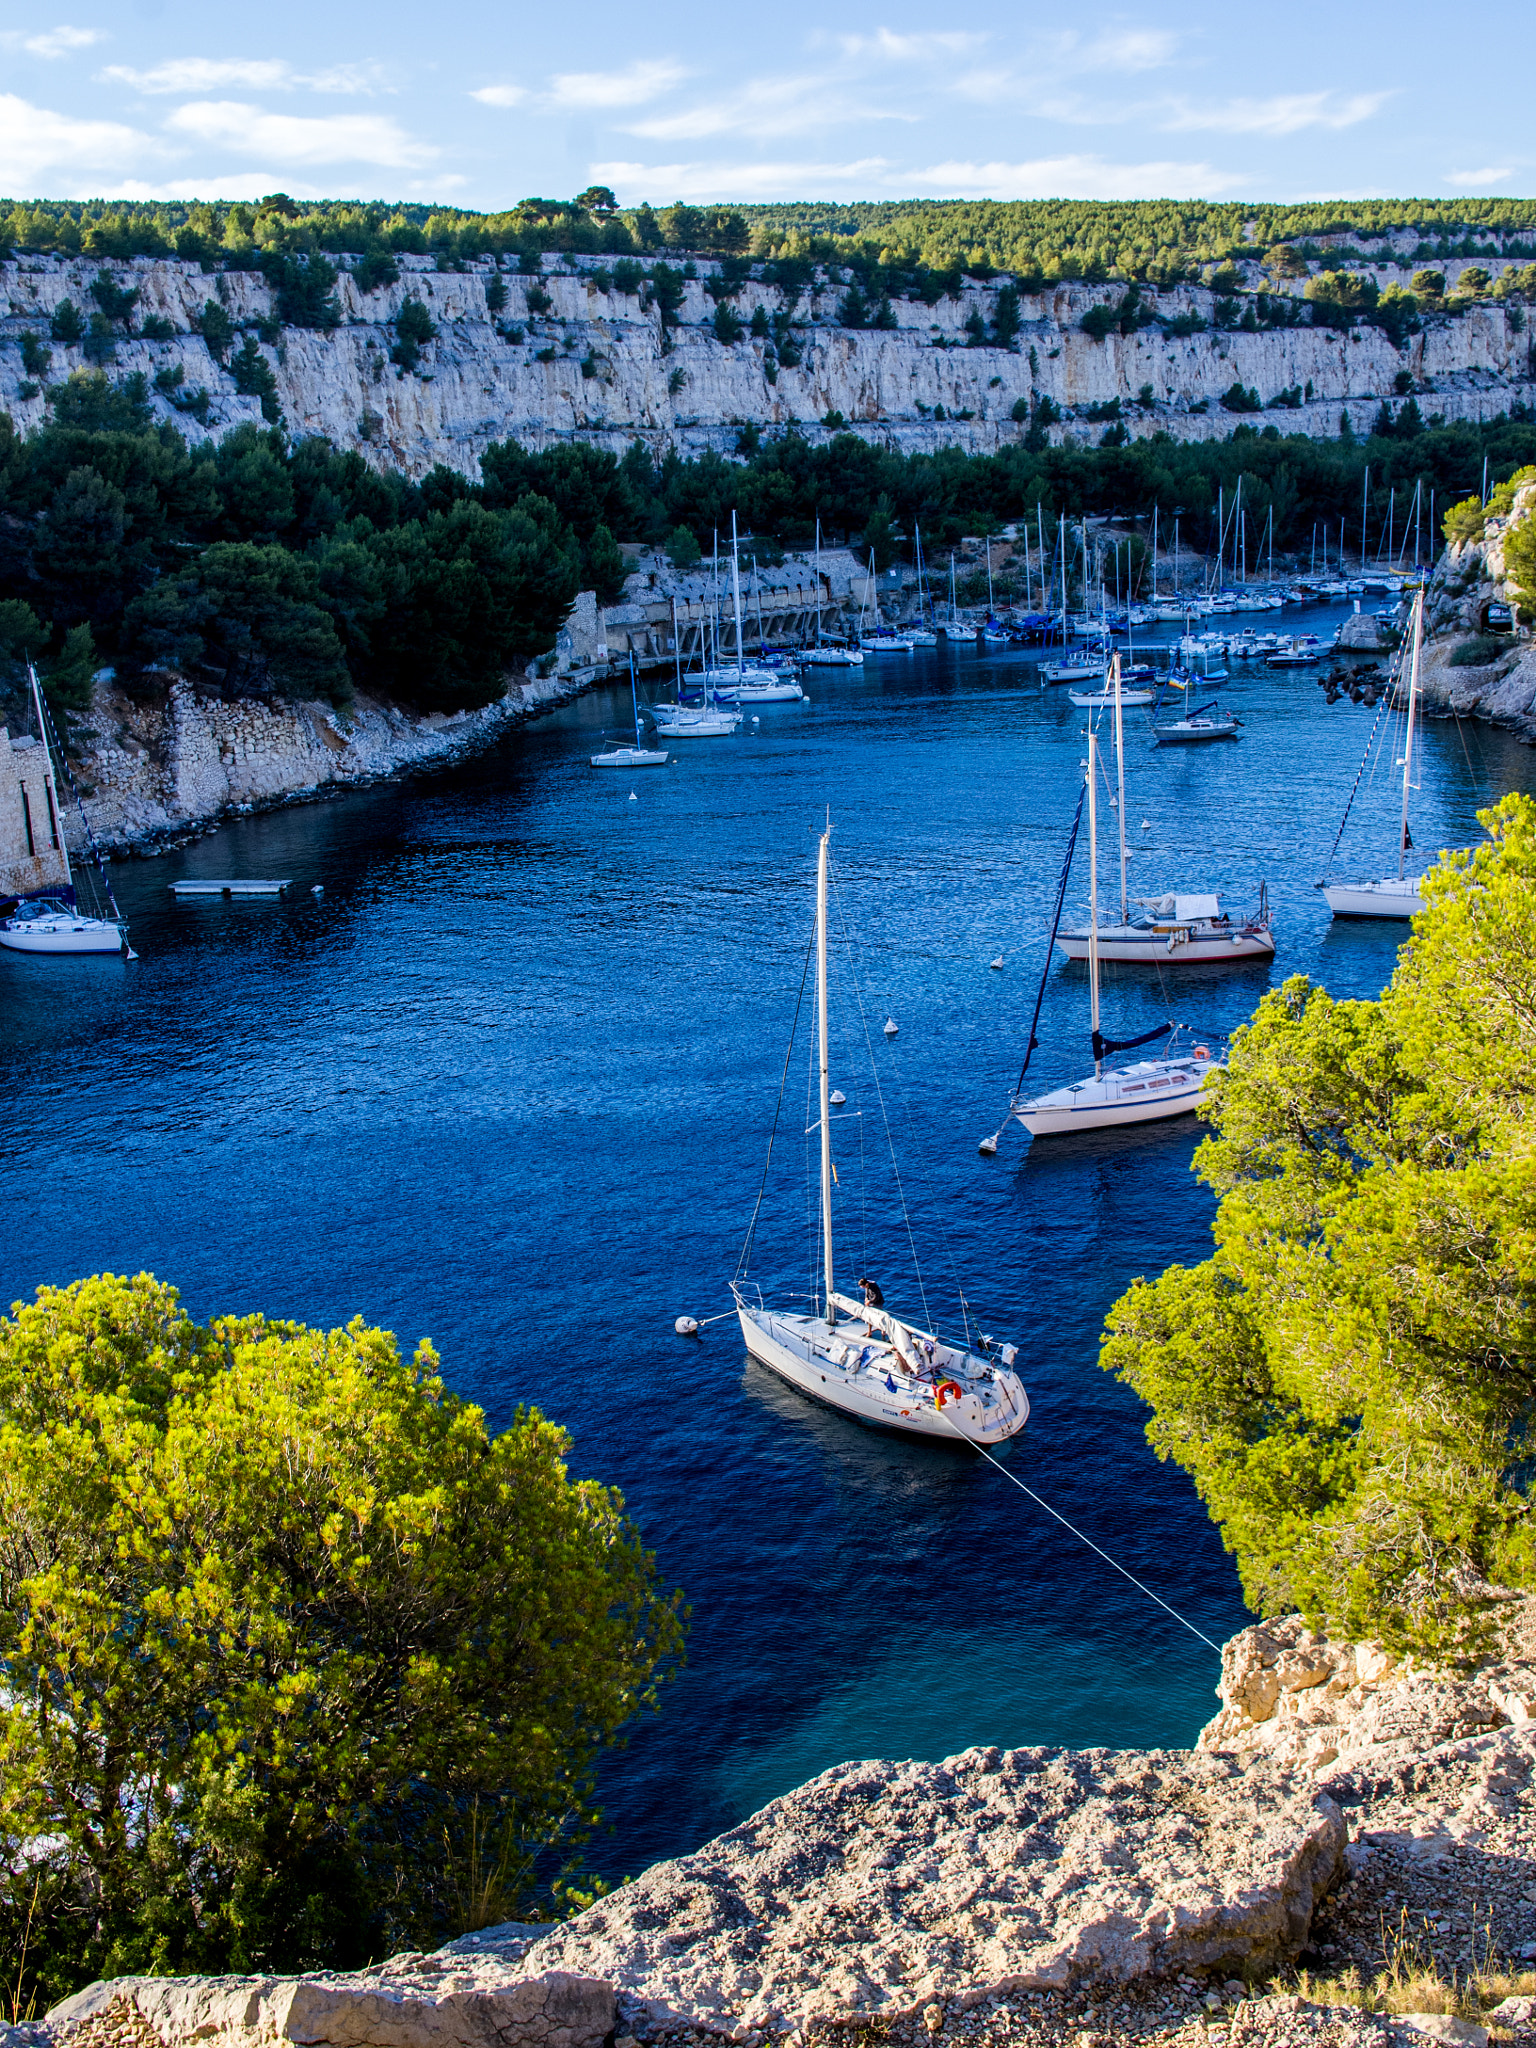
[935,1379,964,1409]
[1193,1044,1210,1059]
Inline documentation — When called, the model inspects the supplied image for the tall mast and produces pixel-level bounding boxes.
[29,665,73,892]
[1086,728,1101,1074]
[1361,466,1369,573]
[753,553,765,651]
[986,536,994,613]
[630,651,641,747]
[817,819,835,1325]
[730,509,746,672]
[1398,591,1423,881]
[1112,652,1128,923]
[1059,512,1067,644]
[1151,504,1158,597]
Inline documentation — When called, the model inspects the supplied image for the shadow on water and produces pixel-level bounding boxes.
[0,614,1530,1877]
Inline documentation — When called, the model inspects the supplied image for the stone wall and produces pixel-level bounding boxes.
[2,255,1531,479]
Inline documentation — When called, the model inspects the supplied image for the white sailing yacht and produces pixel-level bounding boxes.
[1321,590,1428,918]
[592,655,669,767]
[651,597,741,737]
[1012,727,1222,1137]
[703,514,805,702]
[0,665,130,957]
[859,551,915,651]
[907,525,938,644]
[734,820,1030,1446]
[1056,660,1274,964]
[801,520,865,666]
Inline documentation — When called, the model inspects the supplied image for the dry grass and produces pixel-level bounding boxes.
[1287,1903,1536,2020]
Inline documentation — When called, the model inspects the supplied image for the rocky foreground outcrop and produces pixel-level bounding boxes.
[27,1600,1536,2048]
[1416,478,1536,738]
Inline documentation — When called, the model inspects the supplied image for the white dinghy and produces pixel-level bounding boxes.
[733,819,1029,1448]
[0,665,131,958]
[1320,589,1428,920]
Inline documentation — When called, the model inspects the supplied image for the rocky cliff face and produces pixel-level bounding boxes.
[1414,479,1536,736]
[3,255,1531,478]
[23,1603,1536,2048]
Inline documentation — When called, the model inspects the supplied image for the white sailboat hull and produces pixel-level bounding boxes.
[801,647,864,666]
[1014,1054,1220,1136]
[730,680,804,701]
[1067,687,1156,707]
[1040,660,1106,684]
[591,747,669,767]
[736,1302,1029,1446]
[1322,877,1423,918]
[651,710,740,736]
[1057,921,1274,963]
[907,629,938,645]
[0,914,124,955]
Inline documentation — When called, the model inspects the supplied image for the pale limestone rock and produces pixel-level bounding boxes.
[510,1743,1344,2034]
[3,254,1532,478]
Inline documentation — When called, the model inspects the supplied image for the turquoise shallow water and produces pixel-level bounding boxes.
[1,617,1526,1877]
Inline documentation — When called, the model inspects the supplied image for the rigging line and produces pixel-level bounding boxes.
[931,1406,1222,1653]
[736,911,817,1283]
[1318,686,1393,881]
[827,865,935,1334]
[31,669,127,930]
[1012,785,1087,1100]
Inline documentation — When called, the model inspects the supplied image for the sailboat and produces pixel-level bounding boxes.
[907,524,938,644]
[592,654,669,767]
[1039,517,1107,683]
[0,664,131,956]
[651,597,741,737]
[1009,728,1222,1137]
[703,515,805,702]
[1321,589,1428,918]
[801,519,865,666]
[734,819,1030,1445]
[1057,659,1273,963]
[859,551,915,651]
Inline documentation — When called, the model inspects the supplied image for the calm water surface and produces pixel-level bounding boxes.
[2,617,1527,1877]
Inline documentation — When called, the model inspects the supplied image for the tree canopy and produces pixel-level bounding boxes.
[0,1273,685,2007]
[1101,795,1536,1660]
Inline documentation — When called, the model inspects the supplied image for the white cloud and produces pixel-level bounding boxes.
[2,25,103,59]
[163,100,437,167]
[546,59,689,109]
[627,76,913,143]
[1446,165,1515,189]
[1161,91,1389,136]
[831,28,986,60]
[102,57,387,94]
[905,154,1248,200]
[0,93,161,188]
[471,83,527,107]
[955,28,1177,107]
[1080,28,1177,70]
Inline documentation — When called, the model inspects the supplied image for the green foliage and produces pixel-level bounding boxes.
[712,301,744,345]
[991,284,1021,348]
[1504,497,1536,620]
[49,299,83,346]
[1101,798,1536,1657]
[352,250,400,293]
[1221,382,1263,414]
[0,1272,684,2007]
[1413,269,1447,299]
[666,524,701,569]
[265,251,342,330]
[19,333,51,379]
[1448,635,1508,666]
[1263,243,1308,278]
[1443,495,1487,543]
[81,315,117,366]
[1164,310,1207,337]
[126,541,350,703]
[1080,302,1117,339]
[390,297,438,372]
[228,337,281,423]
[89,272,138,327]
[195,298,235,362]
[485,275,508,315]
[863,492,897,568]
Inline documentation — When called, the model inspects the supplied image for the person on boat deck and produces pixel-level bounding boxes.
[856,1274,884,1336]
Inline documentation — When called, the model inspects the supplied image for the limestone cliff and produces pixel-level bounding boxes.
[3,254,1531,479]
[1415,478,1536,736]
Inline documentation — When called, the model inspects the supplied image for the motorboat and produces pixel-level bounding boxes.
[734,818,1030,1446]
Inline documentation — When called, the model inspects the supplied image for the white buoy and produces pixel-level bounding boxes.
[674,1315,699,1337]
[884,1017,898,1037]
[830,1088,846,1105]
[1141,818,1152,831]
[629,791,638,802]
[311,884,324,897]
[752,715,760,724]
[978,1133,998,1156]
[990,954,1004,970]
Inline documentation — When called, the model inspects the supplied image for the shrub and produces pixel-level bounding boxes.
[822,408,848,430]
[196,299,235,361]
[229,335,281,423]
[611,258,644,296]
[353,250,401,294]
[1443,495,1487,544]
[1220,381,1263,413]
[391,297,438,372]
[19,332,51,378]
[1413,269,1446,299]
[1448,635,1507,666]
[49,299,84,345]
[666,524,701,569]
[1080,302,1117,339]
[525,284,552,315]
[712,301,744,344]
[1164,310,1206,337]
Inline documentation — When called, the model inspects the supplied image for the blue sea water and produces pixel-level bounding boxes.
[1,618,1527,1880]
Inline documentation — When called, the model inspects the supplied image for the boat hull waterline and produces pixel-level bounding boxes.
[1056,923,1275,964]
[1321,878,1423,919]
[0,912,126,955]
[736,1301,1029,1446]
[1014,1055,1220,1137]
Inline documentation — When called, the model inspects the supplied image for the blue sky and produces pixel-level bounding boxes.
[0,0,1528,210]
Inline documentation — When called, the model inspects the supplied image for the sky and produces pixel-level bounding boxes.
[0,0,1530,212]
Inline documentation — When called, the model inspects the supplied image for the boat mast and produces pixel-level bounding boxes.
[814,517,823,648]
[817,819,835,1326]
[1398,590,1423,882]
[671,596,683,701]
[1086,729,1101,1076]
[986,536,994,614]
[29,665,73,892]
[1059,512,1067,645]
[730,510,746,673]
[630,650,642,747]
[1111,652,1128,923]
